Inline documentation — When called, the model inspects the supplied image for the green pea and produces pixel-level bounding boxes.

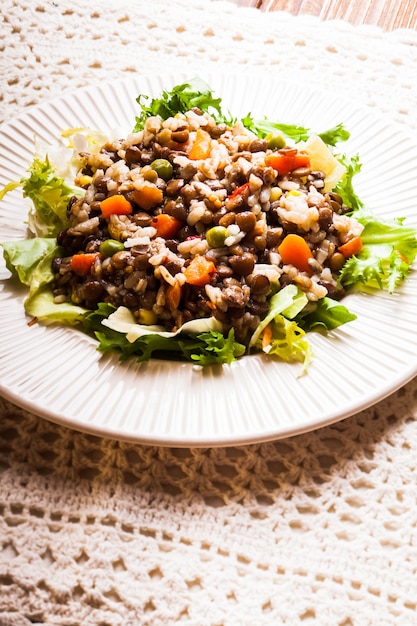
[206,226,229,248]
[150,158,173,181]
[265,132,286,150]
[99,239,125,258]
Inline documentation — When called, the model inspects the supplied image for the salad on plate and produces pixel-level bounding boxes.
[1,78,416,370]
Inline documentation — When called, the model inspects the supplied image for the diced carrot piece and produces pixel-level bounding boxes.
[100,194,133,218]
[131,183,164,211]
[183,255,216,287]
[278,233,313,273]
[70,252,100,276]
[262,323,272,350]
[338,236,363,258]
[188,129,212,160]
[265,152,311,175]
[152,214,184,239]
[166,282,182,311]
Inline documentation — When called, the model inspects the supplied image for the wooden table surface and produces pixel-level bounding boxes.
[231,0,417,31]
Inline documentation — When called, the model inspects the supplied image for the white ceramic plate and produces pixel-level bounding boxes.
[1,73,417,446]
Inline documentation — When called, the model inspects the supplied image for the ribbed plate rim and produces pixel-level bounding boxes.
[1,71,417,446]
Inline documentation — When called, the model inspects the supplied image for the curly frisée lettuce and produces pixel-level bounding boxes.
[85,303,245,365]
[133,78,233,131]
[1,78,417,372]
[339,211,417,293]
[248,285,312,370]
[0,157,79,238]
[0,126,116,238]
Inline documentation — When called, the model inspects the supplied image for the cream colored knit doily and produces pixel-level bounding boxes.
[1,1,417,624]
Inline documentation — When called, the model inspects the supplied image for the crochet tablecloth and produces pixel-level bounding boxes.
[2,1,417,624]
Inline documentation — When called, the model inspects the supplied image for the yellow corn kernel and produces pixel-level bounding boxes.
[76,174,93,187]
[138,309,158,325]
[269,186,283,202]
[208,194,223,209]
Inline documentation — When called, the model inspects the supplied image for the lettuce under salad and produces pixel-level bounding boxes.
[1,78,417,369]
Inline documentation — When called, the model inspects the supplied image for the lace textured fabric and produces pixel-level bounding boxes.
[1,1,417,624]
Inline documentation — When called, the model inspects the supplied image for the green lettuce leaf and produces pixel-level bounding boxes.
[180,329,245,365]
[263,316,312,370]
[4,157,81,237]
[334,154,364,212]
[317,123,350,147]
[296,297,357,331]
[249,285,312,369]
[132,79,349,149]
[241,114,311,143]
[241,114,350,146]
[85,304,245,365]
[133,78,233,131]
[25,288,87,325]
[24,157,80,237]
[0,181,21,201]
[249,285,308,348]
[1,237,58,287]
[1,237,87,324]
[339,213,417,293]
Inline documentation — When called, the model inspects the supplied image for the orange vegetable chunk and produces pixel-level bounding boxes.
[338,236,363,258]
[265,152,310,175]
[131,183,164,211]
[166,282,182,311]
[100,194,133,218]
[70,252,100,276]
[278,233,313,273]
[152,214,184,239]
[188,129,212,160]
[183,255,216,286]
[262,323,272,350]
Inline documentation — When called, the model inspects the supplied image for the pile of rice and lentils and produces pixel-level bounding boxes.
[51,106,362,346]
